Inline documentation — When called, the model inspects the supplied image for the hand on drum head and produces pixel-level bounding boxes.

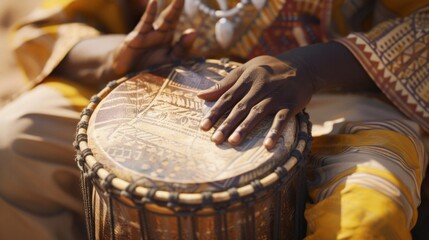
[197,55,315,150]
[110,0,196,77]
[55,0,196,85]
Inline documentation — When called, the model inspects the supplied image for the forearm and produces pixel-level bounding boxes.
[277,41,377,92]
[53,35,125,87]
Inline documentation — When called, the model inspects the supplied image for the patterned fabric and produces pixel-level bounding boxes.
[6,1,429,239]
[306,120,428,238]
[246,0,332,58]
[337,8,429,132]
[10,1,429,133]
[176,0,331,59]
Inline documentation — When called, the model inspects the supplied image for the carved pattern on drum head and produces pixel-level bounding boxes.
[88,61,297,193]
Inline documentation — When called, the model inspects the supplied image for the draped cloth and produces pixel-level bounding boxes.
[4,0,429,239]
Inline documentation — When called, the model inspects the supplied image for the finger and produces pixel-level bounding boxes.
[170,28,197,59]
[199,80,250,132]
[211,88,270,144]
[210,99,252,144]
[263,109,292,150]
[134,0,157,35]
[227,98,272,146]
[156,0,184,32]
[197,66,244,101]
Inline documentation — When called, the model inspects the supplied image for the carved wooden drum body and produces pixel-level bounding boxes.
[75,59,312,240]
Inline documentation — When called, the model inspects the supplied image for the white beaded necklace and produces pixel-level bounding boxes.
[184,0,267,48]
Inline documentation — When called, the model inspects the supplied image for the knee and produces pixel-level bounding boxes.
[0,108,30,156]
[305,184,412,240]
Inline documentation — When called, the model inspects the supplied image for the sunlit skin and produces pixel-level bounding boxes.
[55,0,196,87]
[197,56,310,150]
[55,0,376,150]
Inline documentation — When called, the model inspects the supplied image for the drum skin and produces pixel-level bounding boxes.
[75,59,312,240]
[88,59,297,193]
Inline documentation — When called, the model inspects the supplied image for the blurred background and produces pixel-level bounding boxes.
[0,1,428,239]
[0,0,40,106]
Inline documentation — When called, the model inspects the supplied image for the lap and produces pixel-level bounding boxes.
[305,117,426,239]
[0,78,94,240]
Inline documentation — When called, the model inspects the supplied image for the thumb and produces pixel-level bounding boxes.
[171,28,197,59]
[197,66,244,101]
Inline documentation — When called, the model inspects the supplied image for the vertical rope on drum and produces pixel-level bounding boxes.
[167,192,182,240]
[81,148,98,240]
[107,194,115,240]
[85,162,103,239]
[190,212,198,240]
[242,206,248,240]
[214,206,228,240]
[177,215,183,240]
[290,148,305,238]
[296,165,307,239]
[137,209,148,240]
[273,185,281,240]
[222,209,228,240]
[102,174,116,240]
[249,180,263,240]
[86,178,95,240]
[274,166,289,239]
[242,201,254,240]
[79,157,95,240]
[140,188,157,240]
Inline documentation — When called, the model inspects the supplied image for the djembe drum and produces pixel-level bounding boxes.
[74,59,312,240]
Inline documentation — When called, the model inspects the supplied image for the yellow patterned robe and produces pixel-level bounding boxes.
[8,0,429,239]
[10,0,429,132]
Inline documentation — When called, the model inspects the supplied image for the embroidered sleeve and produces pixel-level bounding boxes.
[337,8,429,132]
[10,0,128,88]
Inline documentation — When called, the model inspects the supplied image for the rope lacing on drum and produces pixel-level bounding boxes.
[297,131,310,142]
[167,192,180,208]
[84,162,103,179]
[298,110,309,122]
[81,148,93,159]
[227,188,240,203]
[274,166,288,179]
[76,133,88,145]
[290,149,303,163]
[107,80,118,89]
[90,95,102,104]
[75,155,85,171]
[102,174,117,197]
[80,108,93,118]
[250,179,263,193]
[121,182,139,199]
[202,191,213,207]
[142,188,157,204]
[76,122,89,134]
[73,141,79,151]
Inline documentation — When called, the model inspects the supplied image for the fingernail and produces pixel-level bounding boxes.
[200,118,212,130]
[211,131,224,143]
[228,132,241,145]
[198,85,215,94]
[263,138,274,149]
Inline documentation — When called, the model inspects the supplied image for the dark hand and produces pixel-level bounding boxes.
[55,0,196,86]
[197,55,315,150]
[110,0,195,77]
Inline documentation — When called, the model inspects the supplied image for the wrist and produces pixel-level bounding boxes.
[54,34,125,86]
[276,41,375,92]
[276,47,321,93]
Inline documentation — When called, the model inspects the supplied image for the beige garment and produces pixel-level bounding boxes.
[307,93,422,137]
[0,83,426,239]
[0,83,85,240]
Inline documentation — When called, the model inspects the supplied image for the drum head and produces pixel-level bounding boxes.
[88,59,297,193]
